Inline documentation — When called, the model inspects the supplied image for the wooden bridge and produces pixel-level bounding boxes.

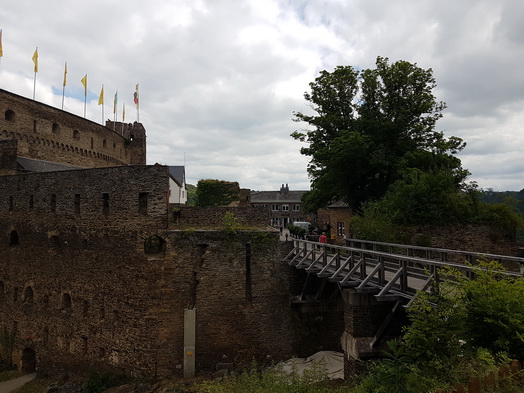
[283,237,523,303]
[282,238,524,375]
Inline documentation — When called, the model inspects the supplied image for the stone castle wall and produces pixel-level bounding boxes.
[170,206,272,229]
[0,165,170,376]
[0,89,146,168]
[0,165,343,377]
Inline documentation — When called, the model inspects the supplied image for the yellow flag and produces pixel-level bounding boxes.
[113,91,118,114]
[81,74,87,97]
[0,30,3,58]
[32,47,38,72]
[122,103,125,122]
[63,62,67,86]
[98,85,104,105]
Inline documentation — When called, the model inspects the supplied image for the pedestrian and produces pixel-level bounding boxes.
[319,232,327,244]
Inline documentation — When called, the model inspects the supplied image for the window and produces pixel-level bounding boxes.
[9,230,19,246]
[271,204,279,211]
[102,193,109,215]
[337,222,345,236]
[33,120,37,133]
[282,205,289,211]
[293,204,301,211]
[50,194,56,213]
[61,293,72,312]
[73,130,80,140]
[74,194,81,215]
[52,123,60,133]
[23,286,34,303]
[102,139,107,148]
[5,110,15,121]
[138,192,148,215]
[144,235,165,254]
[29,195,34,209]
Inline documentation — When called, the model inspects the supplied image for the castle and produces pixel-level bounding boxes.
[0,89,343,377]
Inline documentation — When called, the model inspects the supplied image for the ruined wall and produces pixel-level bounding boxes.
[0,165,170,377]
[170,206,272,229]
[0,89,146,168]
[1,165,340,378]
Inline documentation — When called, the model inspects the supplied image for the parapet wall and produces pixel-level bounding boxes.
[170,206,272,229]
[0,89,146,168]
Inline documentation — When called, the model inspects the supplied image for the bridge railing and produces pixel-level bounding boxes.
[285,238,523,303]
[345,238,524,272]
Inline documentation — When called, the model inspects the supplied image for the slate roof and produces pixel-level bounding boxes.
[250,190,306,203]
[17,157,85,172]
[168,166,185,186]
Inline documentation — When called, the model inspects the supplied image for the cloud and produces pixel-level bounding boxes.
[1,0,523,192]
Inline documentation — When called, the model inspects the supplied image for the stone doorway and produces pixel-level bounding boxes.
[21,348,36,373]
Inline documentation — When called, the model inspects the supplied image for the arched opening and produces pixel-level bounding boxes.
[0,281,5,299]
[21,348,36,373]
[52,123,60,133]
[61,293,72,313]
[9,230,19,246]
[5,110,16,121]
[49,235,60,251]
[144,235,165,254]
[23,286,34,303]
[73,130,80,140]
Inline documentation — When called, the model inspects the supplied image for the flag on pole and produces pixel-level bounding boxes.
[98,85,104,105]
[32,47,38,72]
[113,91,118,114]
[63,62,67,86]
[134,83,139,108]
[122,102,125,122]
[81,74,87,96]
[0,29,3,57]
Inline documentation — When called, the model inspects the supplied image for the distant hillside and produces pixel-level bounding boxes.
[481,188,524,215]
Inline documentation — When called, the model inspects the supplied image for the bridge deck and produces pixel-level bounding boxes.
[283,238,523,304]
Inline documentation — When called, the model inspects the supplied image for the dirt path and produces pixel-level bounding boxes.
[0,373,36,393]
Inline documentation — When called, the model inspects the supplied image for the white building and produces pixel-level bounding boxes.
[168,166,187,204]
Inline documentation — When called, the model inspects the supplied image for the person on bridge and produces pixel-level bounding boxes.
[319,232,327,244]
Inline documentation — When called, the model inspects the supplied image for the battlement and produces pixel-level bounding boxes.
[0,89,146,168]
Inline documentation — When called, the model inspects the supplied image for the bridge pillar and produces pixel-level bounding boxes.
[340,289,407,376]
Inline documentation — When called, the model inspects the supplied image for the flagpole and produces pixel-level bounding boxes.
[32,47,38,100]
[121,102,125,136]
[81,74,88,118]
[62,62,67,110]
[134,83,140,123]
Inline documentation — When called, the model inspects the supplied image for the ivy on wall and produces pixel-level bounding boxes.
[196,179,240,207]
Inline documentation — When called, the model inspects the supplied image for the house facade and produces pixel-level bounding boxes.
[251,184,310,228]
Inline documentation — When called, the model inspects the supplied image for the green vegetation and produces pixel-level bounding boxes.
[222,211,240,234]
[186,183,197,206]
[196,180,239,207]
[356,261,524,392]
[292,56,467,214]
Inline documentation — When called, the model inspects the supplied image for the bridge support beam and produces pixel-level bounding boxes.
[340,289,407,377]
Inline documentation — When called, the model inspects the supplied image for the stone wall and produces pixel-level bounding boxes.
[0,139,18,175]
[170,206,272,229]
[0,89,146,168]
[0,165,170,376]
[0,165,344,378]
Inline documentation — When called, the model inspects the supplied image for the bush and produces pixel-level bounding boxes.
[83,371,127,393]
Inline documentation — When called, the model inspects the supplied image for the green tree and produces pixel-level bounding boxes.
[292,56,467,212]
[196,179,240,207]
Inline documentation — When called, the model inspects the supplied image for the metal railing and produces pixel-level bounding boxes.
[283,238,523,303]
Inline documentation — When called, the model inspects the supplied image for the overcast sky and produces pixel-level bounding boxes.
[1,0,523,191]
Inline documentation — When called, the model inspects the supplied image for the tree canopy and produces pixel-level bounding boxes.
[292,56,468,213]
